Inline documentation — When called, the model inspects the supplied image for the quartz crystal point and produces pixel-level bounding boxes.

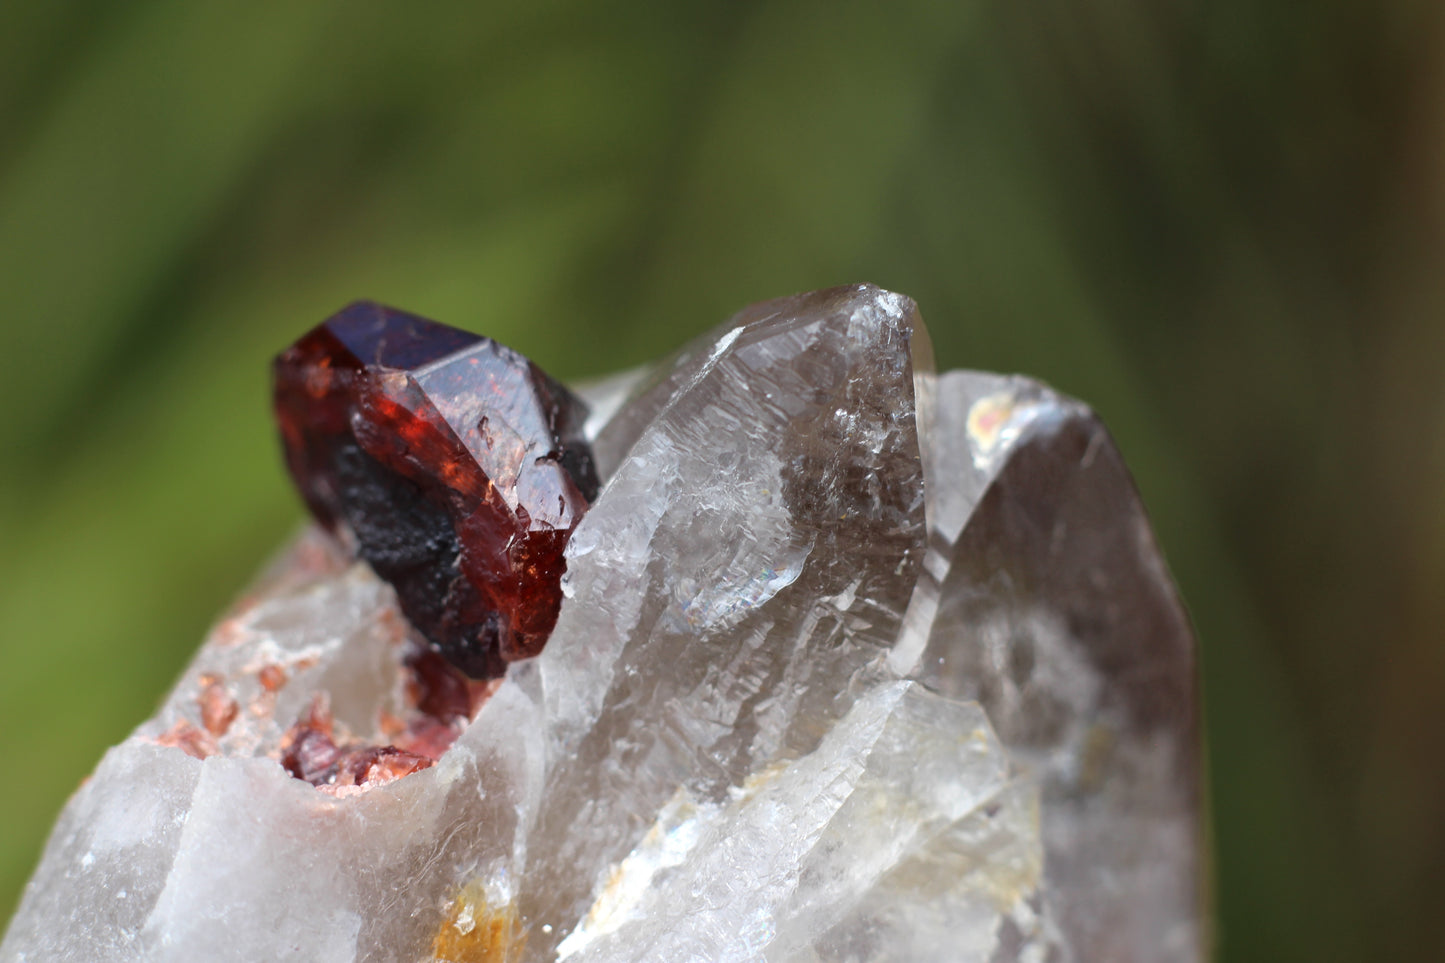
[1,285,1204,962]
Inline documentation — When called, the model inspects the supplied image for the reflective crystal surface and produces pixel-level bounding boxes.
[274,301,599,679]
[2,285,1203,962]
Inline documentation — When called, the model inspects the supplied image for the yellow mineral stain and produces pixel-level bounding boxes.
[430,881,526,963]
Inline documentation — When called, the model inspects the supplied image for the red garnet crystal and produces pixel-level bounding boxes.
[273,301,599,679]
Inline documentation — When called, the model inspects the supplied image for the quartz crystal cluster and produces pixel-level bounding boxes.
[1,285,1203,962]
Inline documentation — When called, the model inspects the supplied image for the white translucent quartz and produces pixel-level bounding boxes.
[556,682,1015,963]
[909,373,1203,959]
[2,285,1202,962]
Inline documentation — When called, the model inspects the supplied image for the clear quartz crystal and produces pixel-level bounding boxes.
[1,285,1203,962]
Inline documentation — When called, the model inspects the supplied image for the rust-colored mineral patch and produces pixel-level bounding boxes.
[257,663,288,693]
[155,719,217,760]
[429,881,526,963]
[197,678,239,737]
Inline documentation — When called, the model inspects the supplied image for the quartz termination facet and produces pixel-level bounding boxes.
[273,302,599,679]
[2,285,1204,963]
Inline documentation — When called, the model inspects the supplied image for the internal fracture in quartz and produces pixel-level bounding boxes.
[2,285,1205,963]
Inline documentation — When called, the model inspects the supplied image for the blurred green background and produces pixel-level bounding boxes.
[1,2,1441,959]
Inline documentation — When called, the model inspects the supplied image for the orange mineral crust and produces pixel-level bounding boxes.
[429,883,526,963]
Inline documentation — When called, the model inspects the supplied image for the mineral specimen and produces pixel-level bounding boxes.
[273,301,599,680]
[1,285,1204,962]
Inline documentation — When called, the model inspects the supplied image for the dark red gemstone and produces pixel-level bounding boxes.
[280,695,436,789]
[274,301,599,679]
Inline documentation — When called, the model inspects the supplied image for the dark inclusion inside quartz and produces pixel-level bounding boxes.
[274,301,599,682]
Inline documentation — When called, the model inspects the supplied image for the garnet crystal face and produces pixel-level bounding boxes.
[273,301,599,678]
